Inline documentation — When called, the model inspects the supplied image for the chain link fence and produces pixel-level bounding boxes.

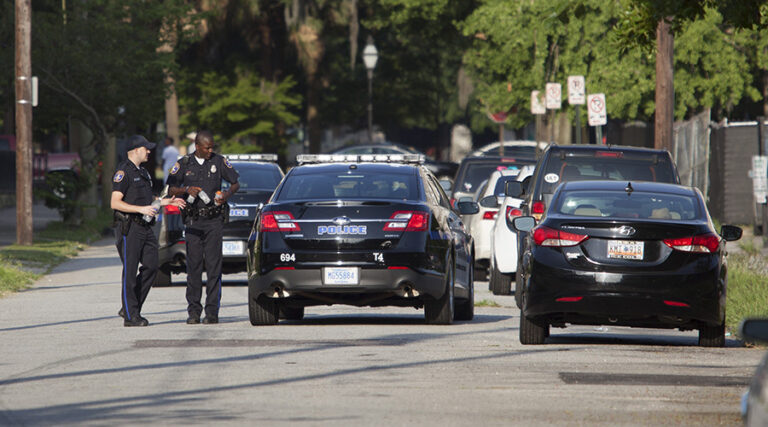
[672,109,710,197]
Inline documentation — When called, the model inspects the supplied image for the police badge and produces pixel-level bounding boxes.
[211,164,217,173]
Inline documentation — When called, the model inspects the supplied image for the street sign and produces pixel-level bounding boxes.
[567,76,585,105]
[545,83,561,109]
[587,93,607,126]
[531,90,545,115]
[488,111,508,124]
[751,155,768,203]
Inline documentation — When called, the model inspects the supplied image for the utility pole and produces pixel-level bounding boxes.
[15,0,33,246]
[654,18,674,152]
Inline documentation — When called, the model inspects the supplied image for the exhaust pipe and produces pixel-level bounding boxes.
[393,283,420,298]
[270,284,291,298]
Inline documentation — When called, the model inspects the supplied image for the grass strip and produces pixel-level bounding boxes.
[0,211,113,296]
[727,253,768,337]
[475,299,501,308]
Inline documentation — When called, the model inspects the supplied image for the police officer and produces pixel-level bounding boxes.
[111,135,185,327]
[166,131,240,324]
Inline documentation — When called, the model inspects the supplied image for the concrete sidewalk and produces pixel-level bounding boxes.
[0,200,60,248]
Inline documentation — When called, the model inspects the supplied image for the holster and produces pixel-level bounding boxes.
[113,211,132,235]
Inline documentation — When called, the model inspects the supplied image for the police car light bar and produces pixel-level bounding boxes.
[224,154,278,162]
[296,154,425,165]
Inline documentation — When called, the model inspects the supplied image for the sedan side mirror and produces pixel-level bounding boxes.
[512,216,536,232]
[720,225,742,241]
[505,181,523,198]
[457,201,480,215]
[740,318,768,342]
[479,195,499,208]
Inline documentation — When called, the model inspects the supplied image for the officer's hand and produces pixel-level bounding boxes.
[214,192,226,205]
[139,205,158,217]
[162,196,186,209]
[187,186,202,197]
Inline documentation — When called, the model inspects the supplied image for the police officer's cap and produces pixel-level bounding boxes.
[126,135,157,152]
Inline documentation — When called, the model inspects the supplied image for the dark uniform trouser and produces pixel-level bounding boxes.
[115,223,158,321]
[185,217,223,318]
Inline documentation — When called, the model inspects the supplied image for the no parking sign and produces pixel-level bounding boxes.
[587,93,607,126]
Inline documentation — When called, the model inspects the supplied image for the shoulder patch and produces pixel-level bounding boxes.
[170,162,180,175]
[113,170,125,183]
[224,158,233,168]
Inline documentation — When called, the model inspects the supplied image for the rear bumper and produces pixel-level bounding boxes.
[249,266,445,303]
[524,255,724,328]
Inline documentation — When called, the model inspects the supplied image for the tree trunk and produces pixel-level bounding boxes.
[165,76,179,151]
[763,69,768,118]
[655,18,674,152]
[100,134,116,214]
[307,73,322,153]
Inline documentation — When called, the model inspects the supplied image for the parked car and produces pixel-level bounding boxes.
[155,154,283,285]
[245,153,478,325]
[741,318,768,426]
[328,142,458,180]
[464,168,529,280]
[509,144,681,307]
[470,140,548,158]
[488,164,536,295]
[512,180,742,345]
[450,156,537,208]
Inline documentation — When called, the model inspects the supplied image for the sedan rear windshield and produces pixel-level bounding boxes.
[456,160,534,194]
[223,164,282,191]
[276,171,420,201]
[554,190,700,220]
[541,152,678,195]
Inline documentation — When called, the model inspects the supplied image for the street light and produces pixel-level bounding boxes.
[363,36,378,143]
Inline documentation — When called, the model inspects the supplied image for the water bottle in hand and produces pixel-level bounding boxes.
[143,199,162,223]
[198,190,211,205]
[215,191,223,204]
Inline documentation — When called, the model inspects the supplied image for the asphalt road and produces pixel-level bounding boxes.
[0,239,764,426]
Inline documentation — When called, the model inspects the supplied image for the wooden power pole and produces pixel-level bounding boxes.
[15,0,33,245]
[655,18,674,152]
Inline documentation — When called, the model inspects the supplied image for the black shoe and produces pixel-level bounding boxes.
[124,317,149,327]
[186,315,201,324]
[118,308,125,319]
[202,316,218,324]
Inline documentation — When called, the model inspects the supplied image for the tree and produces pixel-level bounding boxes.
[32,1,195,216]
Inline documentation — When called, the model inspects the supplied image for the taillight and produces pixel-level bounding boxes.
[450,198,455,208]
[164,205,181,215]
[595,151,622,158]
[259,211,300,232]
[482,210,498,220]
[663,233,720,253]
[506,206,522,221]
[532,226,588,247]
[532,201,545,214]
[384,211,429,231]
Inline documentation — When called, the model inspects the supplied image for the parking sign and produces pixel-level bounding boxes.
[545,83,561,109]
[531,90,546,115]
[587,93,607,126]
[568,76,585,105]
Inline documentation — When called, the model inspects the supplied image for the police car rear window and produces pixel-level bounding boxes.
[276,171,419,201]
[222,164,282,191]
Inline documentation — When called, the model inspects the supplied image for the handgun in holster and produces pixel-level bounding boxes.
[113,211,132,235]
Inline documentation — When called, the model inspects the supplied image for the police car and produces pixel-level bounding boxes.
[155,154,283,285]
[246,154,479,325]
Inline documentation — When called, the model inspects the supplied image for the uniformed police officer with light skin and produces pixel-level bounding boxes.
[166,131,240,324]
[111,135,185,327]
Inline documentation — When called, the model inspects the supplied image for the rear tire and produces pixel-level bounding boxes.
[425,258,454,325]
[698,321,725,347]
[280,306,305,321]
[249,293,279,325]
[490,265,511,295]
[454,262,474,321]
[519,312,548,345]
[154,269,171,286]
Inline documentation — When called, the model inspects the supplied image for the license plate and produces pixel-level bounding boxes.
[323,267,359,285]
[222,241,245,256]
[229,208,248,217]
[607,240,644,260]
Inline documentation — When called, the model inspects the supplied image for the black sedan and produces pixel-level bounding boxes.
[511,180,742,346]
[155,154,283,284]
[741,319,768,426]
[246,154,478,325]
[327,142,458,180]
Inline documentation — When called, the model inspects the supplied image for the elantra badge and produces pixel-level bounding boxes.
[615,225,636,236]
[318,225,367,235]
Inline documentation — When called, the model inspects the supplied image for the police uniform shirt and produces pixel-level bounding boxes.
[112,160,154,206]
[166,153,239,208]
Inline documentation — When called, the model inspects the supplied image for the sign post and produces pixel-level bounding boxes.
[488,111,509,156]
[531,90,546,157]
[545,83,561,146]
[587,93,607,144]
[568,76,585,144]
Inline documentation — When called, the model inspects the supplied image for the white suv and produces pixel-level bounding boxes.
[465,167,530,280]
[488,165,535,295]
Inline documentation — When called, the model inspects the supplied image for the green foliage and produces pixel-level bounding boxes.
[727,253,768,336]
[178,68,301,153]
[37,169,91,224]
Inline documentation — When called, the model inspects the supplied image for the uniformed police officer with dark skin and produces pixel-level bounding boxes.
[111,135,185,327]
[166,131,240,324]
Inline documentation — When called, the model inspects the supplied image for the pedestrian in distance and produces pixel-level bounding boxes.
[161,136,180,184]
[166,130,240,325]
[111,135,186,327]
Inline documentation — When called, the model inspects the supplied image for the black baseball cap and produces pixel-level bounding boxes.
[126,135,156,152]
